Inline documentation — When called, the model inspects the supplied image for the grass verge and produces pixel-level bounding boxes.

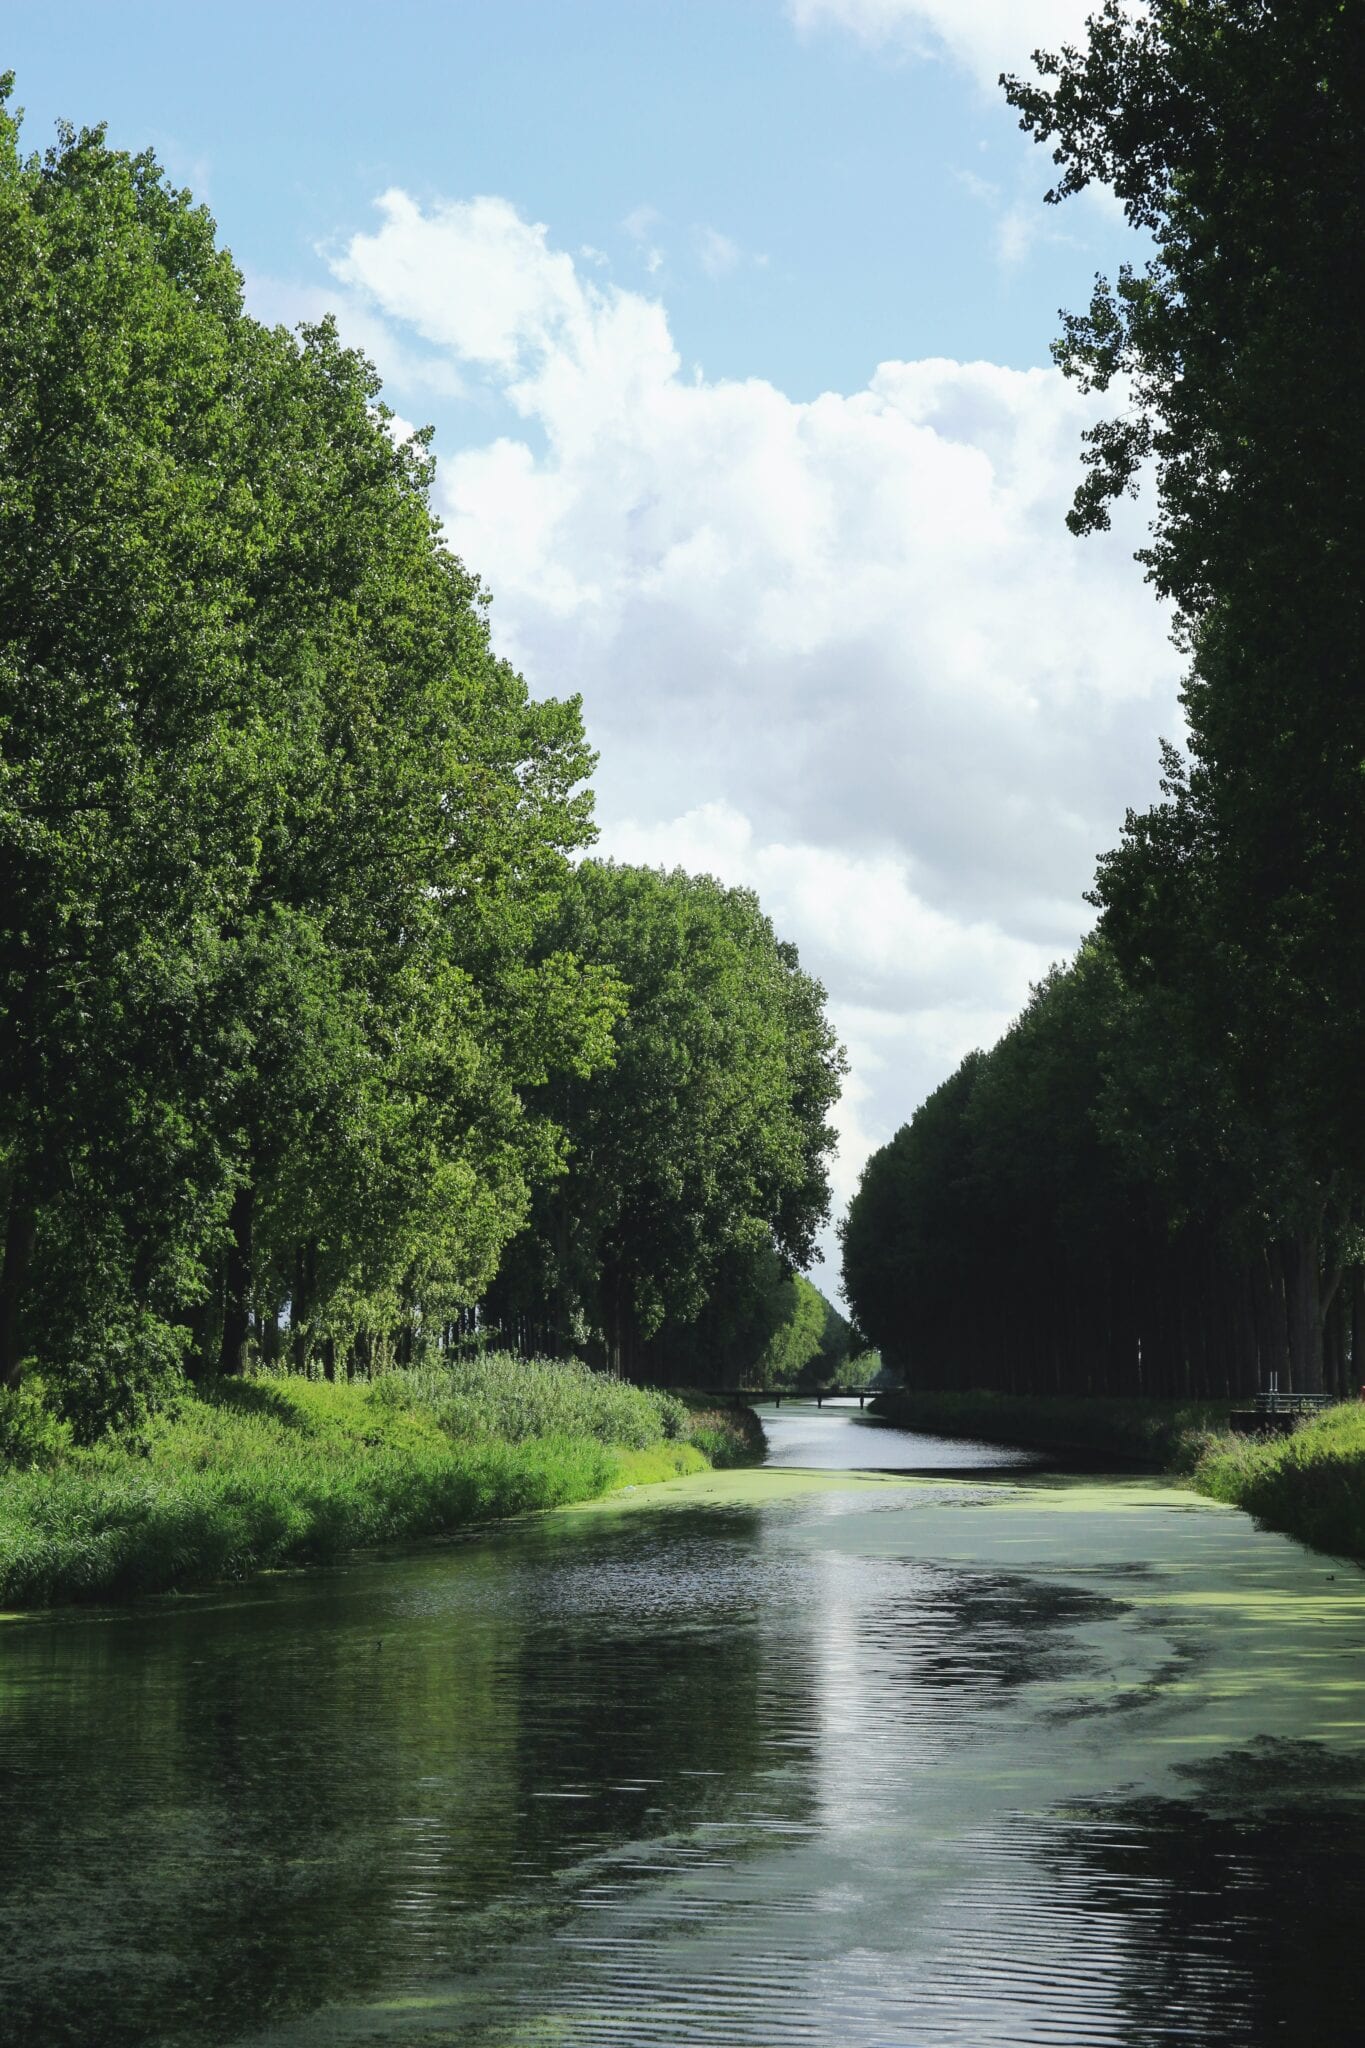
[1190,1402,1365,1558]
[0,1357,714,1609]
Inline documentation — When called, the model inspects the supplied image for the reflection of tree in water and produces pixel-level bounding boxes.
[859,1561,1123,1719]
[0,1505,816,2048]
[501,1502,821,1861]
[1047,1741,1365,2048]
[1,1591,456,2047]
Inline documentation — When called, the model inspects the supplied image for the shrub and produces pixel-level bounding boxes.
[1193,1404,1365,1558]
[0,1378,73,1469]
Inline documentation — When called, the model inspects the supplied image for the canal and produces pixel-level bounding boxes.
[2,1400,1362,2046]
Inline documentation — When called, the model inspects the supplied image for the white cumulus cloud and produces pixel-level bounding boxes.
[327,190,1179,1281]
[789,0,1108,88]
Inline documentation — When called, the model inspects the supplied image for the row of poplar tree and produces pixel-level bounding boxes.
[0,81,845,1434]
[843,1,1364,1399]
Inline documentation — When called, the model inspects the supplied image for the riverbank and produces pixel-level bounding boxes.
[1193,1402,1365,1558]
[871,1387,1365,1559]
[0,1358,760,1609]
[869,1389,1228,1466]
[668,1389,768,1467]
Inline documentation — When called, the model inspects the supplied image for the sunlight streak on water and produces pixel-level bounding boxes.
[0,1420,1361,2048]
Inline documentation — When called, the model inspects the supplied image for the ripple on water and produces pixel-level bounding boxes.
[0,1445,1361,2048]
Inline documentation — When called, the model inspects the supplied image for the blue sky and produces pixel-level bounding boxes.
[6,3,1177,1281]
[9,3,1137,425]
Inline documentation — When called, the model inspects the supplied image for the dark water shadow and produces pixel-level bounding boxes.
[3,1462,1363,2047]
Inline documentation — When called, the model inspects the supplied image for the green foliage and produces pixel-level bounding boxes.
[633,1238,849,1390]
[753,1274,849,1389]
[486,861,845,1375]
[0,1355,709,1607]
[667,1391,767,1468]
[850,10,1365,1402]
[363,1354,687,1450]
[842,939,1364,1402]
[0,80,618,1413]
[0,81,846,1430]
[0,1377,72,1469]
[52,1309,191,1445]
[988,5,1365,1393]
[1193,1405,1365,1560]
[1005,0,1362,626]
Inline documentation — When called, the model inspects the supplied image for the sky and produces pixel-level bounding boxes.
[6,1,1181,1287]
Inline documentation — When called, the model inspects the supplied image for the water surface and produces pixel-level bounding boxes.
[759,1394,1044,1471]
[2,1405,1361,2046]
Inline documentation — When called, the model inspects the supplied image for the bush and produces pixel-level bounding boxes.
[668,1391,767,1468]
[50,1310,190,1444]
[362,1353,688,1449]
[0,1378,73,1469]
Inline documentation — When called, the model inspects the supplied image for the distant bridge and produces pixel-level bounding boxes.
[700,1385,882,1410]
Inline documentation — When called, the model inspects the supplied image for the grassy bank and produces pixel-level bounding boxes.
[869,1388,1229,1466]
[872,1385,1365,1560]
[0,1357,715,1610]
[668,1391,767,1468]
[1191,1403,1365,1558]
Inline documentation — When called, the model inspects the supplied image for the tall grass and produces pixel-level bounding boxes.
[366,1353,688,1448]
[1192,1402,1365,1558]
[0,1356,706,1609]
[668,1390,767,1468]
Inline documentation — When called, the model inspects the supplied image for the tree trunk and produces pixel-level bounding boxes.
[0,1166,36,1388]
[291,1241,311,1374]
[219,1180,255,1376]
[1285,1231,1324,1393]
[1262,1244,1292,1391]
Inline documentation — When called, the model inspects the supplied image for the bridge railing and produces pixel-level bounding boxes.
[697,1385,881,1409]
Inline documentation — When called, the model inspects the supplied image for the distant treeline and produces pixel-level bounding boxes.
[0,82,844,1437]
[844,940,1363,1401]
[844,4,1364,1400]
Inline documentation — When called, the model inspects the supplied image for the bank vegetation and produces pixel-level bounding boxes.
[0,1355,770,1609]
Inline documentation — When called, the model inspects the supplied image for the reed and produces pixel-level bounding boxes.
[0,1357,708,1609]
[668,1391,767,1468]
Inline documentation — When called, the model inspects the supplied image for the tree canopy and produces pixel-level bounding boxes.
[484,861,847,1379]
[847,4,1365,1397]
[0,84,846,1427]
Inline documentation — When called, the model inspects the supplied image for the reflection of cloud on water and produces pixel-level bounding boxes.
[8,1464,1365,2047]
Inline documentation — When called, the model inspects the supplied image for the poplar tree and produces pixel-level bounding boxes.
[0,84,612,1425]
[1005,1,1365,1386]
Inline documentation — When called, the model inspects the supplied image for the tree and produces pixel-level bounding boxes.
[839,934,1361,1402]
[0,85,614,1426]
[1004,2,1365,1387]
[485,862,847,1377]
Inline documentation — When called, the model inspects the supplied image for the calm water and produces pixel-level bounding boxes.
[2,1404,1363,2047]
